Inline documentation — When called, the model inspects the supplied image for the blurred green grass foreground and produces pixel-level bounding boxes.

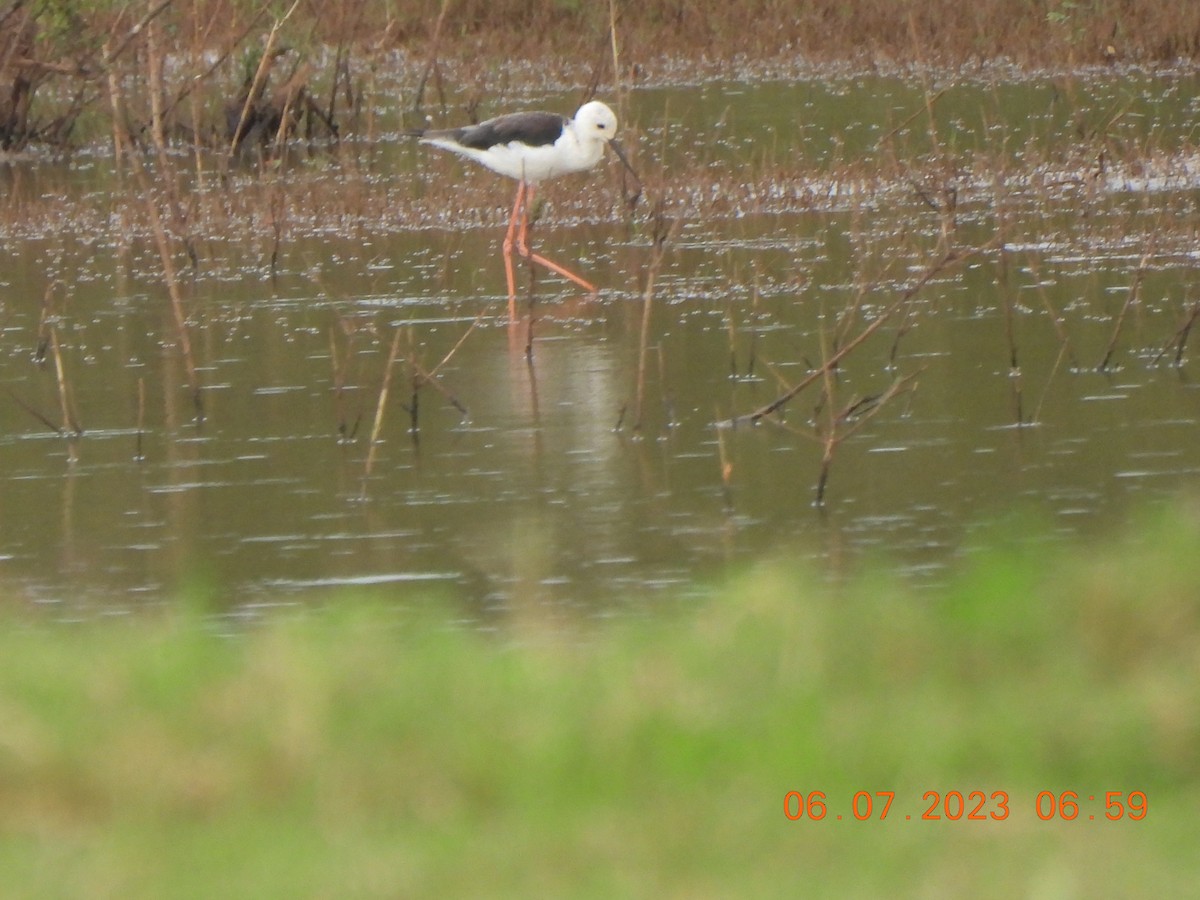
[2,501,1198,897]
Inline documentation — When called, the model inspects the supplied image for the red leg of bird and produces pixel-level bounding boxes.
[515,185,598,295]
[501,181,526,315]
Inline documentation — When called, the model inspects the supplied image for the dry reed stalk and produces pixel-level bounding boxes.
[329,321,362,442]
[413,0,454,114]
[159,4,271,130]
[135,376,147,461]
[1099,235,1158,372]
[397,316,477,432]
[630,201,679,432]
[128,153,204,419]
[102,36,129,168]
[226,0,302,158]
[1151,299,1200,368]
[715,406,733,507]
[410,357,469,422]
[996,240,1024,425]
[746,268,761,378]
[873,87,949,153]
[363,328,404,476]
[724,295,739,379]
[608,0,622,97]
[815,323,838,505]
[613,403,627,431]
[523,295,537,361]
[101,0,175,70]
[34,283,56,363]
[1030,341,1069,426]
[147,16,167,153]
[407,354,421,437]
[49,326,83,436]
[657,344,676,428]
[813,369,921,506]
[428,310,489,382]
[1024,252,1080,370]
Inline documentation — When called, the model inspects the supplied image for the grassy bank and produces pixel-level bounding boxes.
[1,501,1198,896]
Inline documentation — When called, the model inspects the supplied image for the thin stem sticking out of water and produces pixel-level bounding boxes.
[147,16,168,153]
[129,154,204,420]
[715,407,733,509]
[413,0,453,115]
[34,283,55,364]
[725,295,739,379]
[135,376,146,462]
[364,328,404,477]
[410,357,470,422]
[1024,253,1080,371]
[330,320,362,442]
[746,268,761,379]
[630,200,679,433]
[1099,234,1158,372]
[873,87,949,153]
[1151,299,1199,368]
[49,326,83,437]
[997,241,1025,425]
[734,245,986,429]
[813,368,922,507]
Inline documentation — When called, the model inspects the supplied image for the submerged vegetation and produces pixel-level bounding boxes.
[1,500,1198,893]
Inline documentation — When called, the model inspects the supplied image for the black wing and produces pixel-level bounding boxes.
[453,112,566,150]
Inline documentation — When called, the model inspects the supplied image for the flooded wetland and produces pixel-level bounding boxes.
[4,7,1200,896]
[3,46,1200,616]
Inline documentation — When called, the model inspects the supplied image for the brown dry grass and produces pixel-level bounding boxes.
[2,2,1199,155]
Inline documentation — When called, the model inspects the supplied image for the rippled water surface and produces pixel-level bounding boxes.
[2,71,1199,616]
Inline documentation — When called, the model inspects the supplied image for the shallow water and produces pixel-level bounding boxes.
[2,70,1199,618]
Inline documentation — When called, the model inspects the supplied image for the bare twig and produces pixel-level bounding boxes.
[729,243,992,428]
[1099,235,1158,372]
[364,328,404,476]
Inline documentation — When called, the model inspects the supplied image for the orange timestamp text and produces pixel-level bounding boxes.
[783,790,1147,822]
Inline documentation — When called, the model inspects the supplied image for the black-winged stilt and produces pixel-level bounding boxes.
[410,101,639,307]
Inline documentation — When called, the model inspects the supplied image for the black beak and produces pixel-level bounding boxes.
[609,139,642,208]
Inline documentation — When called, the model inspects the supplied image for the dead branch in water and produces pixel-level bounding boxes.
[1151,299,1200,368]
[726,243,992,428]
[1099,234,1158,372]
[813,364,922,507]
